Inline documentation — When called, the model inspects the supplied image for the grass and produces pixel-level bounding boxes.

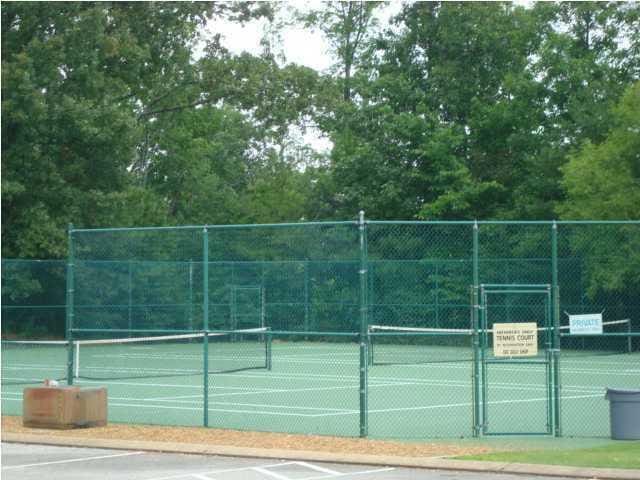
[459,441,640,469]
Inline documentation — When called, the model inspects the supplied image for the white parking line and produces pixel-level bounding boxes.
[299,467,396,479]
[1,451,144,470]
[294,461,342,475]
[252,466,293,480]
[143,461,394,480]
[144,462,291,480]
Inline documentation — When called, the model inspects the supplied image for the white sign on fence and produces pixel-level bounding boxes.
[493,322,538,357]
[568,313,603,335]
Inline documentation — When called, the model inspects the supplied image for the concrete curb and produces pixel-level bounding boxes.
[3,433,640,480]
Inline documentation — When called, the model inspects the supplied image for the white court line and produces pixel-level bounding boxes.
[111,401,326,417]
[191,475,214,480]
[362,393,602,416]
[0,376,620,403]
[105,380,445,401]
[205,382,422,398]
[5,364,632,395]
[105,397,356,413]
[8,361,637,393]
[147,394,203,401]
[4,368,637,399]
[9,359,638,377]
[0,397,322,417]
[91,382,419,402]
[276,352,356,357]
[253,466,292,480]
[2,379,606,396]
[0,392,607,419]
[1,451,144,470]
[0,381,613,410]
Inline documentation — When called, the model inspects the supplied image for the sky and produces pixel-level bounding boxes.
[201,2,405,153]
[203,2,405,72]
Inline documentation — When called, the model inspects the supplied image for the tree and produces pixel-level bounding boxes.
[298,1,382,102]
[556,83,640,303]
[317,2,539,219]
[506,2,640,219]
[1,2,272,258]
[558,82,640,220]
[314,1,639,220]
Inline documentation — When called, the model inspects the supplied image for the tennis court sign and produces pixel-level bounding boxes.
[493,323,538,357]
[568,313,603,334]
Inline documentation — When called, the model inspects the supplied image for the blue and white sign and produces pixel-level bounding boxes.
[569,313,603,335]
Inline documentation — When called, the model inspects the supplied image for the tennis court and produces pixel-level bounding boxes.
[2,325,638,439]
[2,220,639,439]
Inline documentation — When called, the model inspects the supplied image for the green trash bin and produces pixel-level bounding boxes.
[605,388,640,440]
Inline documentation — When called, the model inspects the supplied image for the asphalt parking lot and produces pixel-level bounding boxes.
[1,442,576,480]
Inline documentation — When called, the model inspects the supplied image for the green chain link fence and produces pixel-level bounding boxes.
[1,259,66,340]
[2,218,639,439]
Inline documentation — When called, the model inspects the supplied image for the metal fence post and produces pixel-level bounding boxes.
[189,260,194,331]
[66,223,75,385]
[435,261,440,327]
[261,262,266,329]
[230,266,236,331]
[552,220,561,436]
[304,260,310,332]
[203,226,209,427]
[472,220,481,437]
[358,211,369,437]
[128,260,133,335]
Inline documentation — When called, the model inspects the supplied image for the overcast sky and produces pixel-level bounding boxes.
[204,2,405,72]
[201,2,537,154]
[201,2,405,153]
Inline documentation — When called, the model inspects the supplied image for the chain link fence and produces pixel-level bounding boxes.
[2,219,639,439]
[1,259,66,340]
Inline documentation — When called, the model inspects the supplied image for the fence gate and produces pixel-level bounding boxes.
[479,284,556,435]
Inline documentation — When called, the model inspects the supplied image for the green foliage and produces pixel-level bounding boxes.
[1,2,282,258]
[1,2,212,257]
[297,1,382,100]
[2,1,639,262]
[318,1,639,221]
[558,82,640,220]
[557,84,640,298]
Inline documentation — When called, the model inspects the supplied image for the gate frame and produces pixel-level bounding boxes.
[478,283,559,436]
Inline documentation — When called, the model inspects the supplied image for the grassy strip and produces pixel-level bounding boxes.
[459,442,640,469]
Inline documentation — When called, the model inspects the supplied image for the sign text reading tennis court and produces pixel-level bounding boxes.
[493,323,538,357]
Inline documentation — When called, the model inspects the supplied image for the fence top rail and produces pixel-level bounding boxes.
[71,220,358,233]
[367,220,640,225]
[2,258,66,263]
[68,219,640,234]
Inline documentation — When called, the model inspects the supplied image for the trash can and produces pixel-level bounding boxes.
[605,388,640,440]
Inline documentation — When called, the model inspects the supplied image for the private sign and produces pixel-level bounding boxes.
[493,322,538,357]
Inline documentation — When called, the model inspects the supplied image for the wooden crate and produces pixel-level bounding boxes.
[23,386,107,429]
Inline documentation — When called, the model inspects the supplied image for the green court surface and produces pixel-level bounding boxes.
[1,337,638,440]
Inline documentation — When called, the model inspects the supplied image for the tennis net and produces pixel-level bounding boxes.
[368,325,474,366]
[1,340,68,385]
[368,319,634,365]
[1,328,272,385]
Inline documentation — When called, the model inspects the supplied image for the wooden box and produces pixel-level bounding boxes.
[23,386,107,429]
